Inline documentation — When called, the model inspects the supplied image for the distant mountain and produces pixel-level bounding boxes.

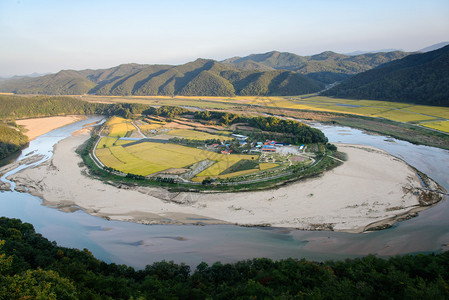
[323,45,449,106]
[0,60,324,97]
[418,42,449,53]
[222,50,410,84]
[0,70,97,95]
[344,49,402,56]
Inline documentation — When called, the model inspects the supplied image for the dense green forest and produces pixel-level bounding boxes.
[0,217,448,299]
[222,50,411,84]
[324,45,449,106]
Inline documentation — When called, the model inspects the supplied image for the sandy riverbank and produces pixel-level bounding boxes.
[6,128,443,233]
[16,115,86,140]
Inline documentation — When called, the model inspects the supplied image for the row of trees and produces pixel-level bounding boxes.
[0,217,448,299]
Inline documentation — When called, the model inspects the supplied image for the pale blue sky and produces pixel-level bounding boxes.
[1,0,448,77]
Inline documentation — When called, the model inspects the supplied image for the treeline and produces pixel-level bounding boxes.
[0,217,448,299]
[248,116,328,143]
[0,95,190,121]
[0,95,140,120]
[0,123,28,160]
[194,110,328,144]
[142,106,189,118]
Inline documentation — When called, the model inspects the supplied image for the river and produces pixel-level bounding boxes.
[0,116,448,269]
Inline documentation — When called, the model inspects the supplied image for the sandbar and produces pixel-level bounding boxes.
[6,129,443,233]
[16,115,86,140]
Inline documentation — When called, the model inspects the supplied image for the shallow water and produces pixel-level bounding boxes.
[0,116,448,269]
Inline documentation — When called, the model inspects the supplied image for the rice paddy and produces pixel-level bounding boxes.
[95,140,264,179]
[166,129,230,140]
[421,121,449,132]
[104,116,135,137]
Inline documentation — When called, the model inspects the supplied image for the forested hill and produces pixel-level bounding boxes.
[222,50,410,84]
[323,45,449,107]
[0,59,324,97]
[0,49,411,97]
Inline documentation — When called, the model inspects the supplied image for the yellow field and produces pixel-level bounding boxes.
[95,141,260,178]
[166,129,230,140]
[104,116,135,137]
[97,137,133,148]
[197,154,258,177]
[259,163,280,170]
[192,169,260,182]
[95,148,125,167]
[405,106,449,119]
[421,121,449,133]
[374,110,437,122]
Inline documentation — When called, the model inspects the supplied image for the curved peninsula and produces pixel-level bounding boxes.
[5,121,444,233]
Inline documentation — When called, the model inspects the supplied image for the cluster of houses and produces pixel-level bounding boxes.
[208,134,294,155]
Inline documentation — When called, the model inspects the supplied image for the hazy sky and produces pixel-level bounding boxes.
[1,0,448,77]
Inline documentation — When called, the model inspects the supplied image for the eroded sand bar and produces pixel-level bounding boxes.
[7,129,439,233]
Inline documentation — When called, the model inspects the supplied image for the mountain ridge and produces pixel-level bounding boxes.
[0,49,412,97]
[0,59,324,97]
[323,45,449,106]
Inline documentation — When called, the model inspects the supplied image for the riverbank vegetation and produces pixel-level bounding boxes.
[0,122,28,160]
[1,217,448,299]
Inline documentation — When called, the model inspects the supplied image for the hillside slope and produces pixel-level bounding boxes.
[323,45,449,106]
[222,50,410,84]
[0,59,325,96]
